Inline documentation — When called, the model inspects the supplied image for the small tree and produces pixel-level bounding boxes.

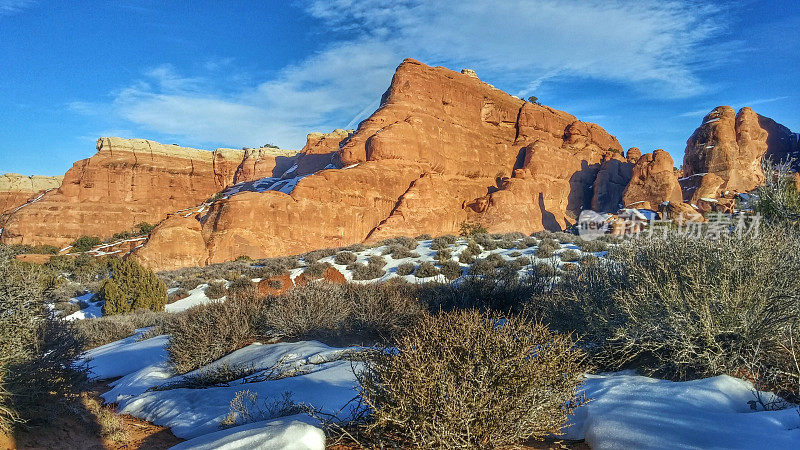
[71,235,101,252]
[97,259,167,315]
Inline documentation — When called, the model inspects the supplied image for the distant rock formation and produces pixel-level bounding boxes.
[622,149,682,210]
[134,59,625,269]
[0,138,298,247]
[683,106,800,194]
[0,173,63,216]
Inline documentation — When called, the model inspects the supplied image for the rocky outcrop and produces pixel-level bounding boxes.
[591,152,634,212]
[683,106,800,194]
[134,59,624,269]
[291,129,352,177]
[622,149,682,209]
[0,173,63,217]
[233,147,299,183]
[0,138,294,247]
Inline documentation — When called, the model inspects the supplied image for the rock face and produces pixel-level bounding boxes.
[135,59,625,270]
[292,129,352,176]
[0,173,63,217]
[622,149,682,209]
[233,147,299,183]
[0,138,294,247]
[591,152,634,212]
[683,106,800,193]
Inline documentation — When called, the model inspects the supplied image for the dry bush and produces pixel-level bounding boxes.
[304,261,332,277]
[438,260,463,281]
[334,251,358,265]
[415,234,432,240]
[414,262,439,278]
[383,244,419,260]
[430,235,457,250]
[472,233,498,251]
[536,229,800,392]
[0,261,88,433]
[395,263,415,276]
[534,241,558,258]
[205,281,227,299]
[219,390,305,429]
[75,310,175,349]
[168,295,270,373]
[351,262,386,280]
[303,248,337,263]
[262,283,422,342]
[558,248,580,262]
[358,310,586,448]
[578,238,608,252]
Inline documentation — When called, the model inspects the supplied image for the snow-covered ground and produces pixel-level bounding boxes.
[165,284,224,313]
[79,331,800,449]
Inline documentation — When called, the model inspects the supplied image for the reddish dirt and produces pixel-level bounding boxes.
[1,382,182,450]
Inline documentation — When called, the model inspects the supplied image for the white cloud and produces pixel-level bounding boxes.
[679,96,791,118]
[86,0,729,149]
[0,0,35,16]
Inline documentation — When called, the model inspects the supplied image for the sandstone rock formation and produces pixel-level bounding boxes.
[0,173,63,217]
[591,152,634,212]
[292,129,352,176]
[622,149,682,209]
[233,147,299,183]
[683,106,800,193]
[0,138,295,247]
[134,59,625,269]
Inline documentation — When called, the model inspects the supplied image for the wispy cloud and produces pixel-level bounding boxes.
[679,96,791,118]
[0,0,35,16]
[79,0,730,148]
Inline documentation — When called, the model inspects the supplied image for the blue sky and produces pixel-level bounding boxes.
[1,0,798,176]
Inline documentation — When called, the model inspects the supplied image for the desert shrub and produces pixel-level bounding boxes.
[344,243,366,253]
[334,251,358,265]
[438,260,463,281]
[468,259,496,277]
[558,249,580,262]
[580,254,600,265]
[228,276,256,296]
[755,159,800,227]
[358,310,586,448]
[508,251,522,257]
[472,233,497,251]
[368,255,387,268]
[383,244,419,260]
[578,239,609,252]
[534,241,558,258]
[205,281,227,299]
[235,255,253,262]
[485,252,505,266]
[532,261,558,278]
[415,234,432,241]
[178,277,203,291]
[561,262,577,271]
[520,237,538,248]
[458,251,477,264]
[551,231,577,244]
[496,239,517,249]
[74,310,174,349]
[459,222,487,236]
[395,262,415,276]
[262,283,423,343]
[414,262,439,278]
[433,248,451,261]
[538,229,800,392]
[136,222,155,234]
[388,236,419,250]
[351,262,386,280]
[303,248,336,263]
[430,235,457,250]
[0,261,88,433]
[248,256,299,278]
[168,295,270,373]
[304,261,332,277]
[97,258,167,315]
[71,235,101,252]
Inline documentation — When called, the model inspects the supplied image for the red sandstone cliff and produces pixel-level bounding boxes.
[134,59,625,269]
[0,138,298,247]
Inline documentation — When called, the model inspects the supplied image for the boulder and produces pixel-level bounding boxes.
[626,147,642,163]
[622,149,682,208]
[591,153,633,212]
